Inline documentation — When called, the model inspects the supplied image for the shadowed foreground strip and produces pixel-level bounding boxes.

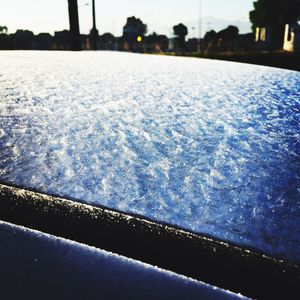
[0,220,247,300]
[0,183,299,299]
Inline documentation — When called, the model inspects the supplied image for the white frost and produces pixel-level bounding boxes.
[0,51,299,262]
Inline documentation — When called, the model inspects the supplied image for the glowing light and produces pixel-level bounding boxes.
[137,36,142,42]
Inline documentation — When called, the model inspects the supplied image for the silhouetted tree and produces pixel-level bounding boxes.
[218,26,239,40]
[203,26,239,54]
[54,30,71,50]
[123,16,147,40]
[0,26,8,34]
[236,33,255,52]
[249,0,300,50]
[122,16,147,51]
[99,33,116,50]
[101,33,115,41]
[173,23,188,40]
[0,26,9,49]
[217,25,239,52]
[173,23,188,51]
[146,32,168,53]
[250,0,300,28]
[204,30,217,42]
[203,30,217,54]
[12,30,34,49]
[34,33,53,50]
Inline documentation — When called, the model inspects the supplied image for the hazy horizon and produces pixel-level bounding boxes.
[0,0,254,37]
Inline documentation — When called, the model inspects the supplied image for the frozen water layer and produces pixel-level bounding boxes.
[0,51,299,262]
[0,221,247,299]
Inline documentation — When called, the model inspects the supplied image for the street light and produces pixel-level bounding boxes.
[90,0,99,50]
[198,0,202,54]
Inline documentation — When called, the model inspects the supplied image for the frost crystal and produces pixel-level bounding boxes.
[0,51,299,262]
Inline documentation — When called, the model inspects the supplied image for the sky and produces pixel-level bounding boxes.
[0,0,254,37]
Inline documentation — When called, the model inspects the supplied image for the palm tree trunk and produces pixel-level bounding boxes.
[68,0,81,51]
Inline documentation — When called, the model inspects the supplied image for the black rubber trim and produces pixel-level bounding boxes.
[0,183,299,299]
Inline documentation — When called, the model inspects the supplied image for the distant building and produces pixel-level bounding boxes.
[255,27,266,43]
[255,27,269,51]
[255,26,286,51]
[255,22,300,52]
[283,22,300,52]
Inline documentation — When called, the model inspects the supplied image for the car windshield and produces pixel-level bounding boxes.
[1,51,299,263]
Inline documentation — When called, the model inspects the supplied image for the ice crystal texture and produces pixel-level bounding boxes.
[0,51,299,262]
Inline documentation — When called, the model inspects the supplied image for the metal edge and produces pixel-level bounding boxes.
[0,183,299,299]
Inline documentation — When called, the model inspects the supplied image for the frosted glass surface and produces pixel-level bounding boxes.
[0,51,299,262]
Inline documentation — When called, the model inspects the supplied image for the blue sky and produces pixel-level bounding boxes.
[0,0,254,37]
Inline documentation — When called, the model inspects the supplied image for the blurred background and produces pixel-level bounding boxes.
[0,0,299,70]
